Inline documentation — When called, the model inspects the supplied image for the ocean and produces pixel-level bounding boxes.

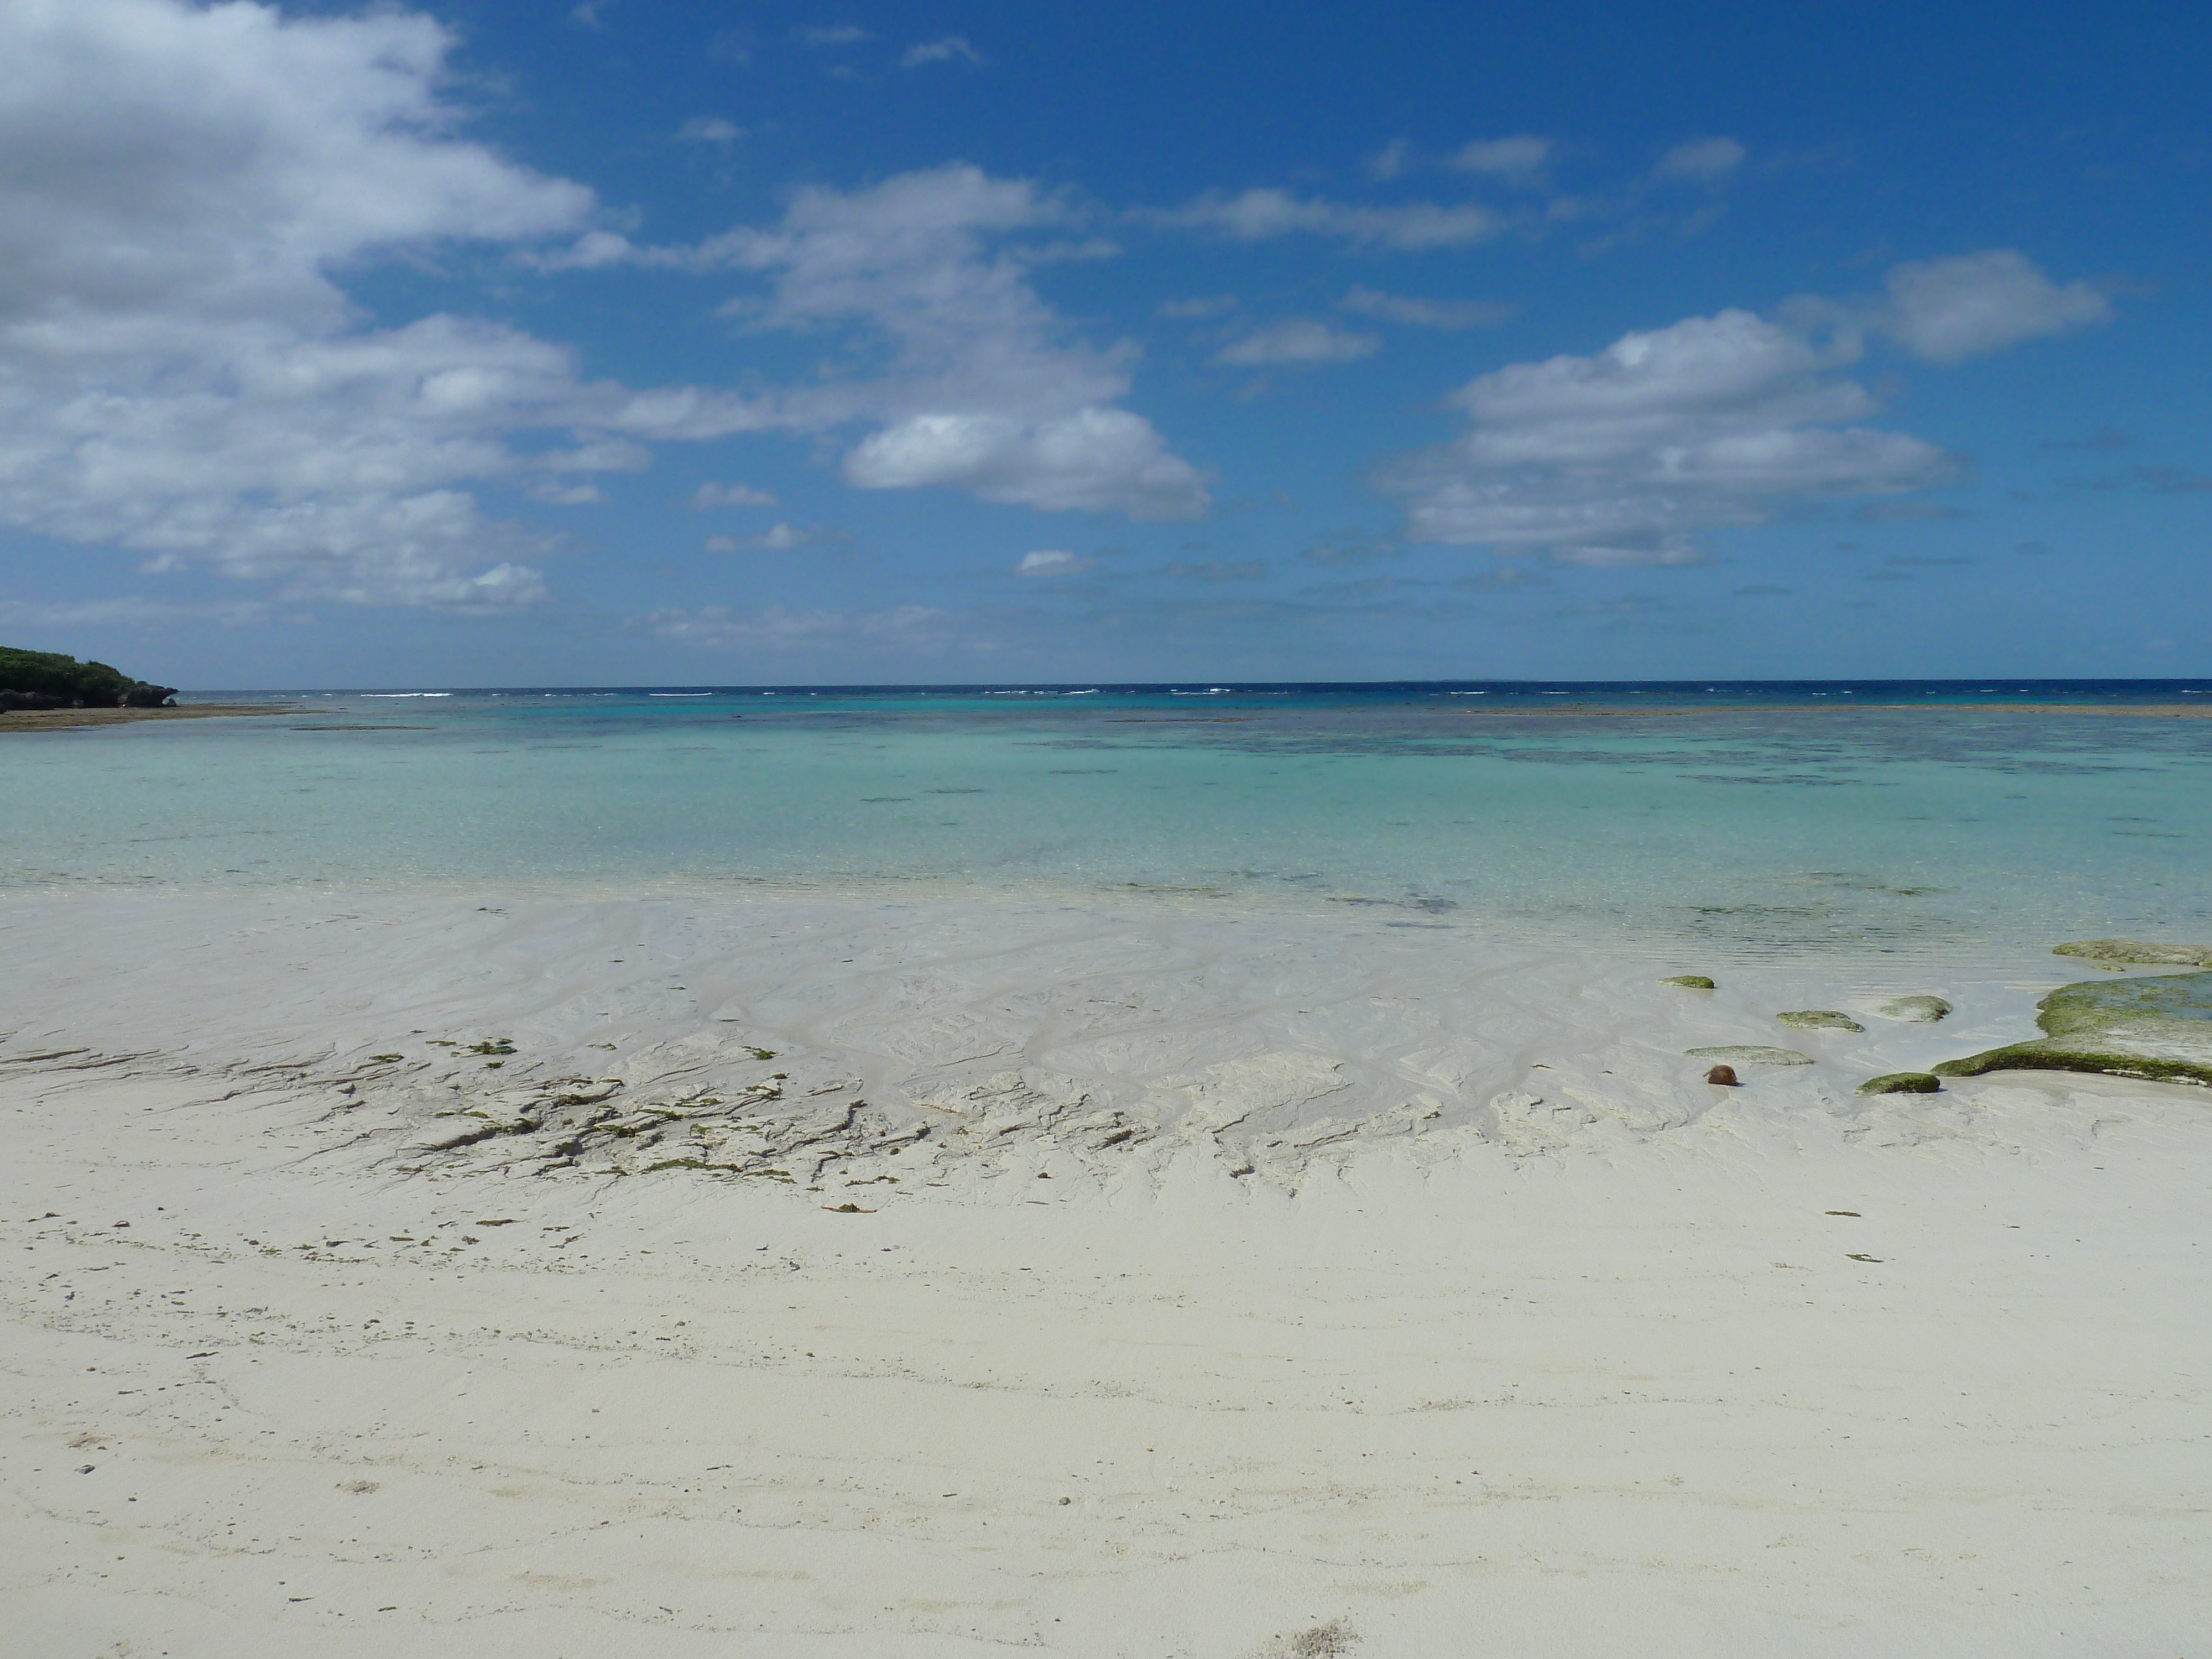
[4,680,2208,962]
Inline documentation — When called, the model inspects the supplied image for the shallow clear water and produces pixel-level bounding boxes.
[4,681,2208,961]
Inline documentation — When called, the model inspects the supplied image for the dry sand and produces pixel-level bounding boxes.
[3,891,2208,1656]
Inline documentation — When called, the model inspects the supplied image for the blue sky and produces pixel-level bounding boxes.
[1,0,2205,686]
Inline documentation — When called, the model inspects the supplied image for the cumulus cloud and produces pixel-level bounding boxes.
[1447,135,1553,182]
[1875,249,2110,363]
[1654,137,1746,180]
[1339,285,1512,330]
[0,0,773,609]
[1015,549,1093,576]
[900,35,982,67]
[1213,319,1379,366]
[692,481,776,507]
[593,165,1209,519]
[1781,249,2111,365]
[1164,187,1503,249]
[1379,307,1955,563]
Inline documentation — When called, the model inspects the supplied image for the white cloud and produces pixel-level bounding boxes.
[0,594,275,629]
[1339,285,1512,330]
[677,116,742,144]
[0,0,772,609]
[1379,308,1954,562]
[1165,187,1503,249]
[705,521,826,551]
[1366,138,1411,181]
[646,603,944,645]
[1160,295,1238,319]
[1447,135,1552,182]
[1015,549,1093,576]
[1654,137,1746,180]
[603,165,1209,520]
[900,35,982,68]
[844,408,1204,514]
[1213,319,1379,366]
[793,25,870,46]
[692,481,777,508]
[1875,250,2110,363]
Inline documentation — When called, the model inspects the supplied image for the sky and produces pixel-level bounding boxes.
[1,0,2206,687]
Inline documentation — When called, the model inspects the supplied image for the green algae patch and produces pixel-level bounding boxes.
[1876,995,1951,1022]
[2053,939,2212,968]
[1660,974,1716,989]
[1856,1072,1941,1095]
[1686,1044,1813,1067]
[1933,971,2212,1088]
[1777,1010,1865,1032]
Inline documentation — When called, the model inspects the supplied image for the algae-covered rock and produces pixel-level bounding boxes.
[1776,1009,1865,1032]
[1856,1071,1941,1095]
[2053,939,2212,968]
[1933,971,2212,1087]
[1660,974,1715,989]
[1686,1044,1814,1067]
[1876,995,1952,1022]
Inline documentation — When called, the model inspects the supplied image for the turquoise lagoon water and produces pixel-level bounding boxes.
[4,681,2208,961]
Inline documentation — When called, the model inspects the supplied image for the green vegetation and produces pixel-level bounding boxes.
[1776,1009,1865,1032]
[0,644,175,707]
[2053,938,2212,968]
[1658,974,1715,989]
[1856,1072,1941,1095]
[1934,970,2212,1087]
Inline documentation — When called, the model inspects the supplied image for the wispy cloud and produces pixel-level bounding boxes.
[1447,135,1553,183]
[1015,549,1094,576]
[1653,137,1746,180]
[900,35,982,68]
[645,603,945,645]
[1163,187,1504,249]
[1213,319,1378,367]
[677,116,742,144]
[691,481,777,508]
[703,521,834,551]
[1340,285,1512,330]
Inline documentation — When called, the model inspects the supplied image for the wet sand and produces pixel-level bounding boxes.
[3,890,2208,1656]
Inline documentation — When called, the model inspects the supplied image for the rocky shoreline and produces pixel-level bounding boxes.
[0,702,293,732]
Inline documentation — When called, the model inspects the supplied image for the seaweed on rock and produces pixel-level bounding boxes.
[1933,971,2212,1087]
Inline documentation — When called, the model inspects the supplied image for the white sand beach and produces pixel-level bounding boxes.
[4,891,2209,1656]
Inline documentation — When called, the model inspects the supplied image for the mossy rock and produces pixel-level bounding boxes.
[1856,1071,1941,1095]
[1876,994,1952,1022]
[1776,1009,1865,1032]
[1686,1044,1813,1066]
[2053,939,2212,968]
[1659,974,1715,989]
[1933,970,2212,1087]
